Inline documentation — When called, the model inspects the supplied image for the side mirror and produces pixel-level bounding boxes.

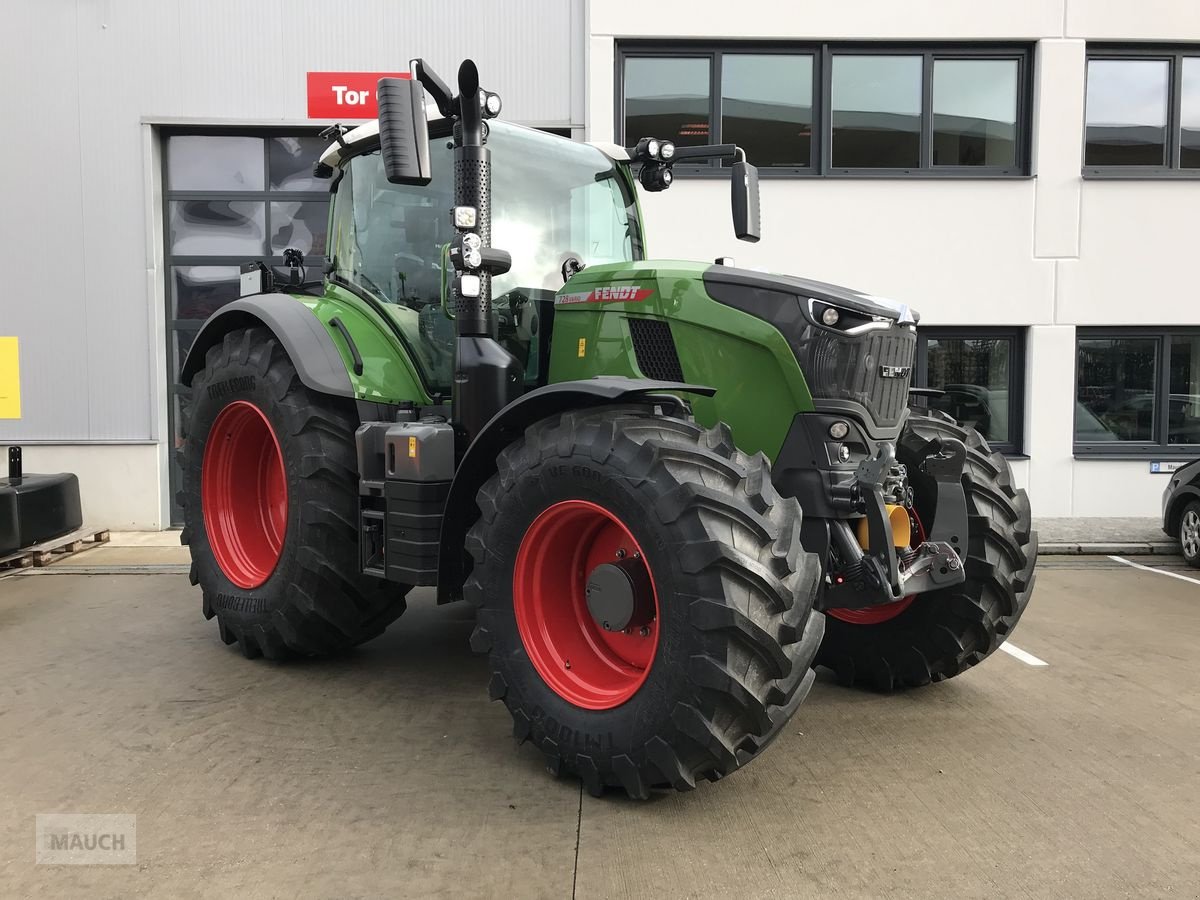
[731,160,760,243]
[377,76,431,185]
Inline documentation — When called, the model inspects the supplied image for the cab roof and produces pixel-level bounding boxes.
[318,116,631,169]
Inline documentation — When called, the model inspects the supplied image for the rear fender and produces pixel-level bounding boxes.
[436,376,715,602]
[181,294,353,395]
[179,290,431,407]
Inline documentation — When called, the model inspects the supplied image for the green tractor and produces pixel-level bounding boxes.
[179,59,1037,798]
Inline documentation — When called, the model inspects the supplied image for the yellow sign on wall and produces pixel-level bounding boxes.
[0,337,21,419]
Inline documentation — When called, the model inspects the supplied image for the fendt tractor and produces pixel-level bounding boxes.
[179,59,1038,798]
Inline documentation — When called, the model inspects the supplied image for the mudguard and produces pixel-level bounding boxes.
[179,294,354,397]
[436,376,715,601]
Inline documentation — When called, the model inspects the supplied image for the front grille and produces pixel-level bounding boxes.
[796,325,916,428]
[628,318,685,382]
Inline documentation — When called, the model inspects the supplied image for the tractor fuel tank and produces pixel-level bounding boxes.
[383,421,455,482]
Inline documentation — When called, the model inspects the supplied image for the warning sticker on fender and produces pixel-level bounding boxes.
[556,286,654,305]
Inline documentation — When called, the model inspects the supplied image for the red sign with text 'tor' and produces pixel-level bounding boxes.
[307,72,409,119]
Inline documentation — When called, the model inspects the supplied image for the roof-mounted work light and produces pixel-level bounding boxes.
[638,164,673,192]
[632,137,675,163]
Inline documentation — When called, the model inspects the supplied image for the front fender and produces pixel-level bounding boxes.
[436,376,715,601]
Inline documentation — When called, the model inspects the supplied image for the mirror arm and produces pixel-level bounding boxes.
[410,58,455,119]
[667,143,741,162]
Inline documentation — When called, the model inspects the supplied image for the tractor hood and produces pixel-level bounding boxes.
[703,265,919,325]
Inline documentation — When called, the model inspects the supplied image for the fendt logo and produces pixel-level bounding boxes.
[307,72,409,119]
[556,287,654,305]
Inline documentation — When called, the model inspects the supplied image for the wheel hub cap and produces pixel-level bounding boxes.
[585,558,654,633]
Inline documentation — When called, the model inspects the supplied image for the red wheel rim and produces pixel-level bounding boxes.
[828,510,926,625]
[201,400,288,589]
[512,500,660,710]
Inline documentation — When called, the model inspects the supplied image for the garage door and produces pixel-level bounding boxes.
[164,129,330,525]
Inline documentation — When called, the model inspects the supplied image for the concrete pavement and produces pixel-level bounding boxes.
[1,555,1198,897]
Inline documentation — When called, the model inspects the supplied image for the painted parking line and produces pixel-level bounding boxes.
[1109,555,1200,587]
[999,642,1049,667]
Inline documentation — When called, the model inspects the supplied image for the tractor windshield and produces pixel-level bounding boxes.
[328,122,643,392]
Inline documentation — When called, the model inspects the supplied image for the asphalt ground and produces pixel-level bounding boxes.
[1,551,1198,898]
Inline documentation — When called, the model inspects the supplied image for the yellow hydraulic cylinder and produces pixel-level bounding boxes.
[856,504,912,550]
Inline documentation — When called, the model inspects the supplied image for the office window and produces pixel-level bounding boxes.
[1182,57,1200,168]
[932,59,1019,167]
[831,55,922,168]
[624,57,712,148]
[1085,48,1200,174]
[721,54,813,167]
[913,329,1025,453]
[163,128,330,523]
[618,44,1031,176]
[1075,330,1200,452]
[1085,59,1170,166]
[1169,335,1200,445]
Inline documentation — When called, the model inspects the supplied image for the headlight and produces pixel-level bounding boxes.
[821,307,840,327]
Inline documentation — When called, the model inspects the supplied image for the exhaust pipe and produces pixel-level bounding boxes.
[447,60,521,446]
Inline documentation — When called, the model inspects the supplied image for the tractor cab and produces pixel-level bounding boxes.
[321,119,644,395]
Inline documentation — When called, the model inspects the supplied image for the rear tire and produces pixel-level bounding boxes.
[816,412,1037,690]
[180,326,408,659]
[465,406,824,798]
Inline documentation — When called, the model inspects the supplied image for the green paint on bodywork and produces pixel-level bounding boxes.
[295,281,433,405]
[548,260,814,460]
[292,253,812,461]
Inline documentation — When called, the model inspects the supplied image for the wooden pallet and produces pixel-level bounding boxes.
[0,528,110,570]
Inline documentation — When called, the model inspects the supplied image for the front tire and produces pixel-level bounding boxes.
[816,413,1038,690]
[465,407,824,798]
[180,326,408,659]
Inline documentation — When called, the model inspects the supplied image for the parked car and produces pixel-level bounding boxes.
[1162,457,1200,566]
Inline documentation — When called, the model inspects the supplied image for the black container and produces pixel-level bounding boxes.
[0,471,83,556]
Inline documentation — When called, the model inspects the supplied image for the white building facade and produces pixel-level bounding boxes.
[3,1,1200,527]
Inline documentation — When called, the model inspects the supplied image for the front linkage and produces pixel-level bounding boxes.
[821,434,969,611]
